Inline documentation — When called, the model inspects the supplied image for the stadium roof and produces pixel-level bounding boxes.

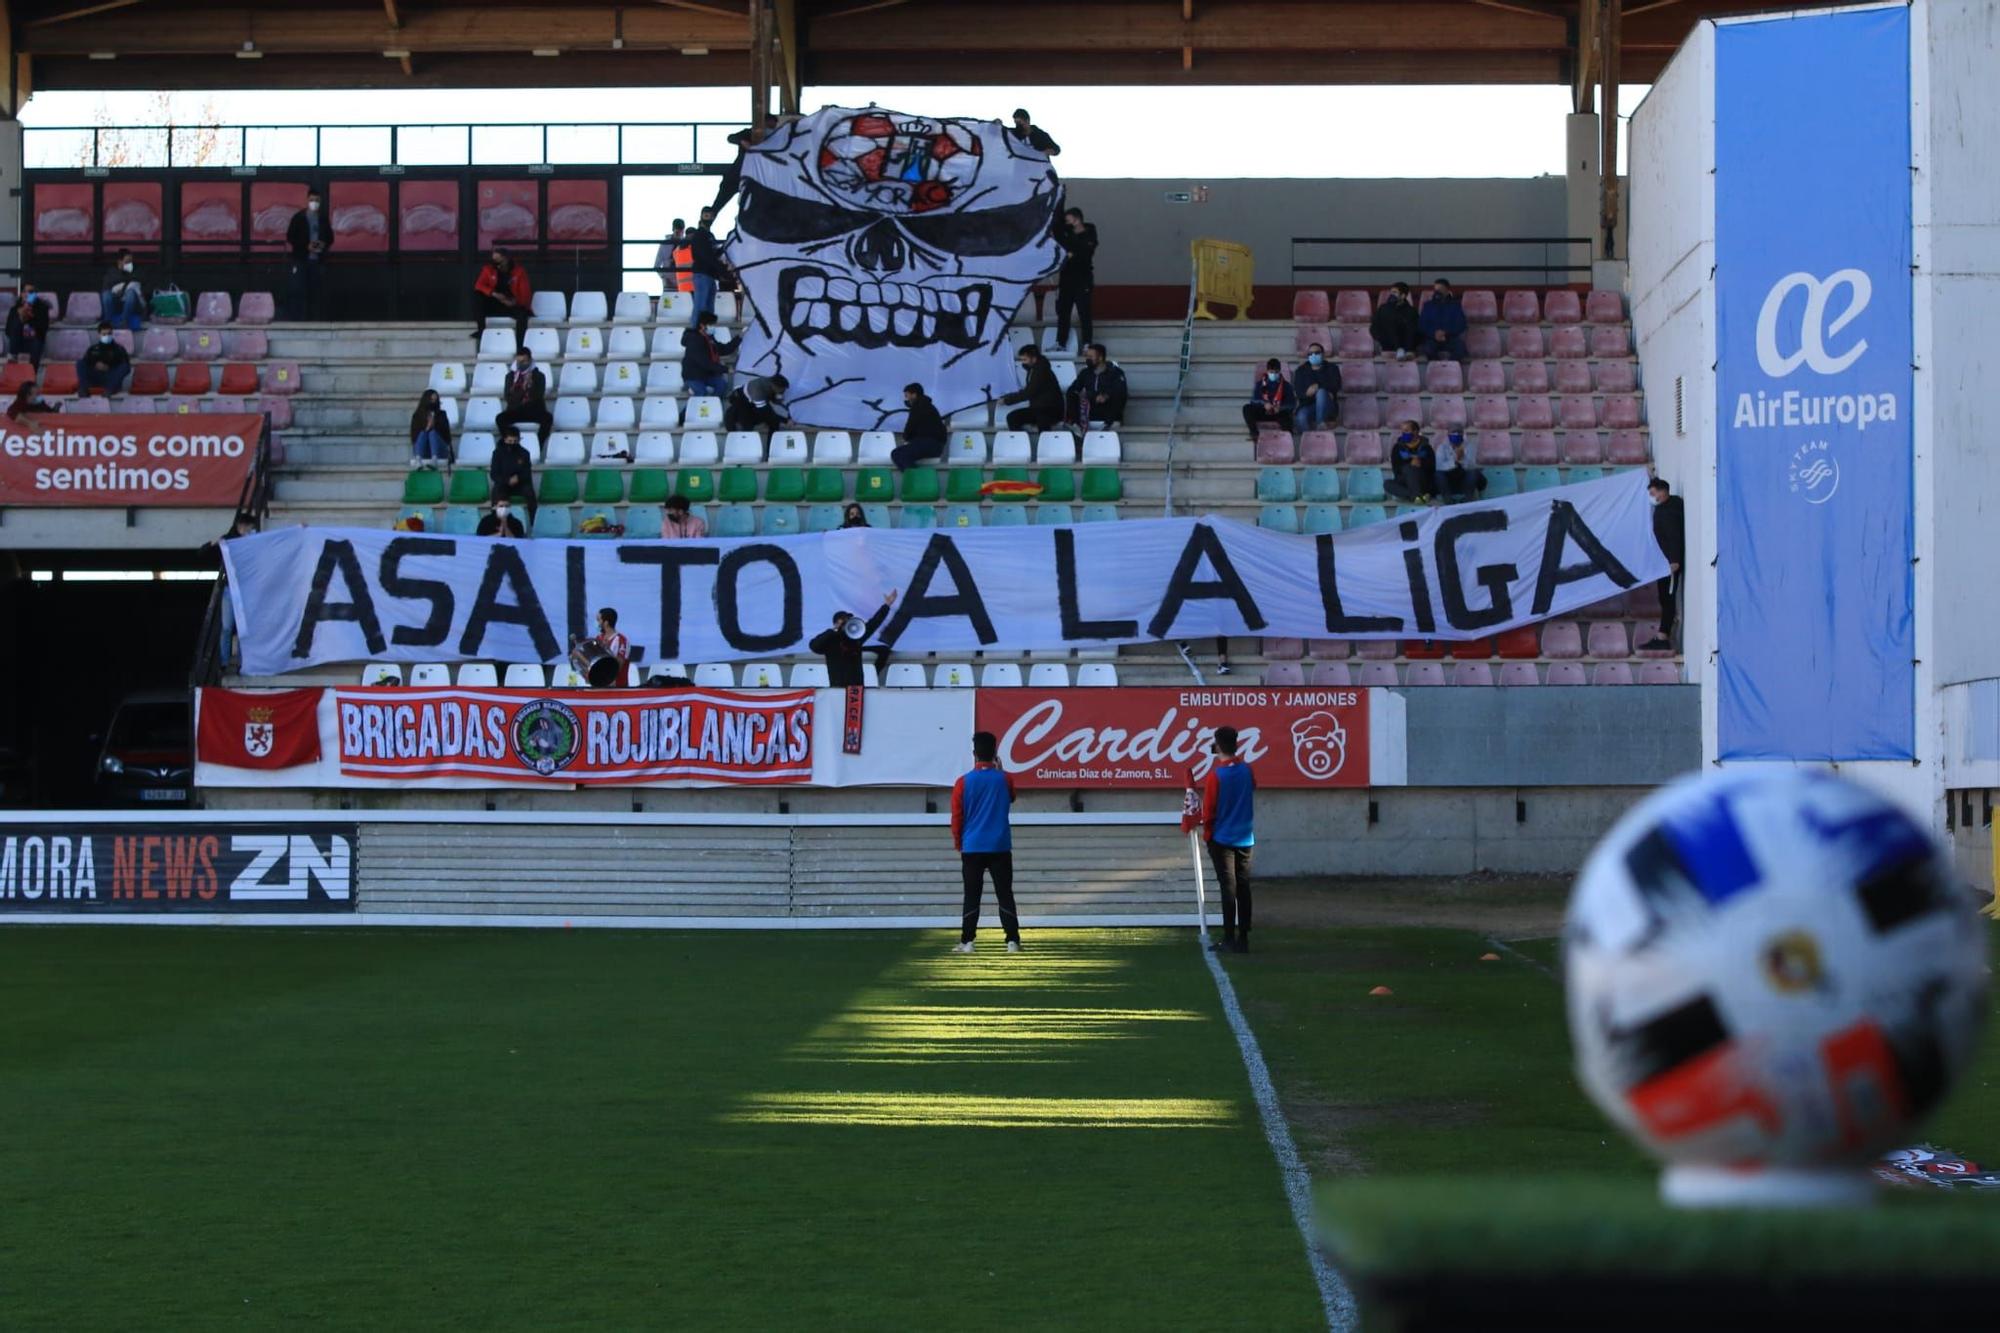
[4,0,1872,100]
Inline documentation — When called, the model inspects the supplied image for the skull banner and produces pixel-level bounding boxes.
[722,106,1063,431]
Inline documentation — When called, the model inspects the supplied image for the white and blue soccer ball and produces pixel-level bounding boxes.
[1565,770,1988,1172]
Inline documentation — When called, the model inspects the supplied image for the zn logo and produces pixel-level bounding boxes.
[1754,269,1871,378]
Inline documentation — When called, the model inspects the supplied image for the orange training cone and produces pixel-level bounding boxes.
[1368,985,1393,996]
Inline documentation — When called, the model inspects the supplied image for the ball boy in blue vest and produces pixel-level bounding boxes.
[951,731,1022,954]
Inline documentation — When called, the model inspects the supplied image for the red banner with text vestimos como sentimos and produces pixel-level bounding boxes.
[0,414,262,506]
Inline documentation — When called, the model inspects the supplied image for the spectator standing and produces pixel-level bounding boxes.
[76,322,131,397]
[1386,421,1437,503]
[1293,342,1341,431]
[952,730,1023,955]
[1242,358,1296,441]
[1433,429,1484,502]
[409,389,453,469]
[494,347,552,440]
[1420,278,1469,362]
[6,285,50,367]
[1052,207,1097,352]
[488,428,537,521]
[725,374,789,432]
[476,498,525,538]
[840,502,870,529]
[659,493,708,539]
[1644,478,1685,651]
[1001,345,1064,433]
[655,218,689,294]
[681,310,733,398]
[808,591,897,688]
[6,377,57,421]
[1371,282,1421,361]
[686,206,726,319]
[100,250,146,334]
[892,383,947,470]
[1006,109,1061,156]
[1069,343,1127,431]
[589,607,631,687]
[283,192,333,321]
[1200,726,1256,954]
[474,249,533,351]
[711,127,761,213]
[206,511,260,670]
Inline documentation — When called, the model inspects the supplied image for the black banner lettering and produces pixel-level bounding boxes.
[1313,534,1402,634]
[1054,528,1139,641]
[458,545,559,659]
[1147,523,1267,638]
[293,539,385,659]
[1532,499,1639,616]
[1434,510,1518,632]
[717,544,803,652]
[879,534,998,646]
[618,545,720,661]
[379,536,456,648]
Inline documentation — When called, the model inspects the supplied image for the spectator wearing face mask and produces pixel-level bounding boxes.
[284,191,333,321]
[686,206,726,319]
[892,383,948,470]
[101,250,146,334]
[1001,345,1064,433]
[1420,278,1469,362]
[725,374,790,433]
[1242,358,1296,441]
[476,498,525,538]
[488,428,537,523]
[1051,207,1097,352]
[76,322,131,397]
[840,502,871,529]
[660,493,707,539]
[6,285,50,368]
[495,348,552,440]
[1385,421,1437,504]
[1292,342,1341,431]
[681,309,732,398]
[1433,429,1485,502]
[1006,108,1061,156]
[409,389,453,470]
[1069,343,1127,431]
[1372,282,1422,360]
[474,248,533,350]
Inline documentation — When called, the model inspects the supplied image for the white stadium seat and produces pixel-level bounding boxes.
[1052,360,1079,391]
[634,431,675,463]
[856,431,897,464]
[1036,431,1078,465]
[361,663,403,686]
[739,662,784,688]
[502,663,547,687]
[883,663,928,688]
[428,362,466,394]
[713,291,740,321]
[640,396,681,429]
[1082,430,1122,462]
[529,291,567,323]
[645,361,685,395]
[462,397,502,431]
[553,397,593,430]
[409,663,452,686]
[522,327,560,361]
[590,431,631,462]
[564,327,605,361]
[788,663,830,687]
[607,327,647,360]
[1076,663,1120,686]
[455,432,495,467]
[437,397,462,427]
[768,431,809,465]
[477,329,516,361]
[544,432,587,465]
[978,663,1023,686]
[812,431,855,465]
[685,396,724,428]
[723,431,764,464]
[677,431,720,465]
[556,362,599,395]
[457,663,498,686]
[949,431,987,464]
[596,396,637,431]
[1027,663,1071,686]
[470,361,508,394]
[553,665,587,688]
[613,292,653,323]
[932,663,976,688]
[602,360,643,394]
[989,431,1032,464]
[692,663,735,687]
[568,292,609,324]
[949,406,990,430]
[657,291,696,326]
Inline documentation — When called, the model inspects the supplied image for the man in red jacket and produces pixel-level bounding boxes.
[473,248,534,351]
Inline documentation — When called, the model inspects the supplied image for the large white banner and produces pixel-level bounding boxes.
[722,105,1063,430]
[225,472,1668,676]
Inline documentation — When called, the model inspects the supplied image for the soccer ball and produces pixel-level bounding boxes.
[1565,770,1987,1192]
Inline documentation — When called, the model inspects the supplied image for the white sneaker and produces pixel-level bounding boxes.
[952,941,975,954]
[408,458,420,469]
[1006,940,1022,954]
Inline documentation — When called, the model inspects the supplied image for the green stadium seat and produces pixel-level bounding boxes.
[1348,503,1388,528]
[718,468,759,502]
[713,503,756,537]
[945,468,986,503]
[1302,467,1342,502]
[625,504,663,537]
[1257,467,1297,502]
[1346,467,1386,502]
[1523,466,1562,492]
[1303,504,1342,534]
[577,505,619,537]
[675,468,714,502]
[441,504,480,535]
[1258,505,1299,533]
[443,470,487,505]
[900,468,942,503]
[532,506,573,538]
[1079,504,1119,523]
[1080,467,1123,503]
[1036,504,1075,525]
[987,504,1028,526]
[765,466,807,502]
[805,467,846,503]
[855,468,896,503]
[582,470,625,504]
[861,503,893,529]
[403,470,446,505]
[1483,467,1519,497]
[1035,468,1075,502]
[898,505,937,529]
[628,468,672,504]
[988,466,1034,502]
[537,470,580,506]
[806,503,844,532]
[760,505,801,536]
[941,504,982,528]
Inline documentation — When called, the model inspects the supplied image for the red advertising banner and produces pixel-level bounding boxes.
[398,180,460,251]
[333,687,814,784]
[0,414,262,506]
[196,688,323,769]
[975,687,1370,789]
[476,179,539,251]
[330,180,390,253]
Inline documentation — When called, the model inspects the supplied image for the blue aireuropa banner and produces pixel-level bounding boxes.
[1715,6,1914,759]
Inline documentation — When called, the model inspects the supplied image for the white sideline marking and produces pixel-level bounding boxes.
[1202,941,1357,1332]
[0,912,1198,931]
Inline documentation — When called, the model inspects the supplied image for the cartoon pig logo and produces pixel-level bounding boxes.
[1289,711,1348,781]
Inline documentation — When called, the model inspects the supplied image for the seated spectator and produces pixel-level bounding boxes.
[473,248,533,351]
[1242,358,1296,441]
[1420,278,1468,362]
[409,389,453,470]
[725,374,790,432]
[1433,429,1485,502]
[101,249,146,334]
[1293,342,1340,430]
[76,322,131,396]
[1068,343,1127,431]
[892,383,947,470]
[660,493,707,539]
[1001,345,1064,433]
[489,428,536,520]
[840,502,870,529]
[681,310,733,398]
[6,377,57,422]
[476,498,525,538]
[1372,282,1421,360]
[1385,421,1437,503]
[6,283,50,368]
[494,347,552,440]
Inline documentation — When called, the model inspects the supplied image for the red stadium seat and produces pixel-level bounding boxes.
[1554,361,1594,395]
[1603,396,1643,429]
[1607,430,1650,465]
[1338,359,1377,393]
[1342,430,1384,464]
[1558,396,1599,430]
[1501,290,1541,324]
[1383,394,1421,427]
[1294,324,1332,357]
[217,363,259,395]
[1357,637,1398,660]
[128,363,170,395]
[1467,360,1506,393]
[1424,360,1464,393]
[1518,430,1560,465]
[1472,396,1512,429]
[1562,431,1605,465]
[1263,637,1304,660]
[170,363,212,395]
[0,363,33,393]
[1512,359,1551,393]
[1405,639,1446,660]
[1342,396,1381,429]
[1590,326,1631,358]
[1336,327,1375,359]
[1514,396,1554,430]
[1595,360,1637,393]
[1544,290,1583,324]
[1333,290,1373,324]
[1293,290,1330,323]
[1585,290,1625,324]
[1307,639,1350,660]
[1472,430,1514,465]
[1551,326,1590,360]
[1383,360,1421,393]
[1449,637,1495,660]
[1506,325,1547,359]
[1496,627,1541,659]
[1425,396,1466,429]
[39,363,78,395]
[1255,431,1296,463]
[1461,290,1499,323]
[1465,326,1503,359]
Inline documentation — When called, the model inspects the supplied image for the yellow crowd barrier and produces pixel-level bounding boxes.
[1191,238,1252,320]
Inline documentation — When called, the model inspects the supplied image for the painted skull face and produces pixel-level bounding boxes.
[724,106,1062,430]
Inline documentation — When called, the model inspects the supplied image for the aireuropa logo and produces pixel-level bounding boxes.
[1788,440,1840,505]
[1755,269,1871,378]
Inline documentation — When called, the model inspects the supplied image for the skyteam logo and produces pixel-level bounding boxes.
[1732,269,1898,434]
[1787,439,1840,505]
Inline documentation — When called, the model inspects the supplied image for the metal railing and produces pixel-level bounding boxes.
[189,418,275,690]
[1159,261,1200,521]
[1289,235,1591,288]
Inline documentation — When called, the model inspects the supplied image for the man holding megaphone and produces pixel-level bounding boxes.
[808,590,897,688]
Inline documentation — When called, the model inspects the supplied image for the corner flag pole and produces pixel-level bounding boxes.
[1189,830,1210,940]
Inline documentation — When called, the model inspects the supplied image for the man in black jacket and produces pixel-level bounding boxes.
[489,428,537,522]
[1293,342,1341,430]
[284,188,334,320]
[1371,282,1421,360]
[1001,346,1064,433]
[687,206,727,319]
[1052,207,1096,352]
[1645,477,1685,650]
[1069,343,1127,431]
[681,310,732,398]
[725,374,789,432]
[1007,109,1061,156]
[711,127,761,212]
[494,347,552,440]
[6,285,50,367]
[809,591,898,688]
[76,322,132,396]
[892,383,948,470]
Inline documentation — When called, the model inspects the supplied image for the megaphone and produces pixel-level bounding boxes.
[840,615,867,641]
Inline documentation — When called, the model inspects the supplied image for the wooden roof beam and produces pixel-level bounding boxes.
[24,6,749,55]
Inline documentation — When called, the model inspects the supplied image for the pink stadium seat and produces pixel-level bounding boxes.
[1357,638,1399,661]
[1543,290,1583,324]
[1383,360,1421,393]
[1545,663,1588,685]
[1307,638,1350,660]
[1473,396,1512,429]
[1472,430,1514,465]
[1592,663,1635,686]
[237,291,276,324]
[1339,359,1378,393]
[1498,662,1541,686]
[1298,430,1340,464]
[1501,290,1541,324]
[1559,396,1599,430]
[1465,326,1503,359]
[1554,361,1594,395]
[1461,290,1498,323]
[1505,325,1546,359]
[259,396,294,428]
[1337,327,1376,359]
[263,361,301,395]
[1295,324,1332,357]
[1518,430,1559,465]
[1264,637,1304,660]
[1496,627,1540,659]
[201,396,245,414]
[1309,662,1354,687]
[1562,431,1605,465]
[1451,662,1495,686]
[139,328,179,360]
[1467,360,1506,393]
[60,291,101,326]
[1384,395,1421,428]
[1590,326,1631,358]
[127,363,169,395]
[1333,290,1373,324]
[1603,396,1643,429]
[1541,621,1583,659]
[114,396,158,413]
[1342,430,1385,464]
[1585,290,1625,324]
[48,328,90,362]
[1255,431,1296,463]
[1349,662,1395,687]
[1293,290,1331,323]
[1425,396,1467,429]
[1512,359,1550,393]
[1551,326,1590,360]
[1263,662,1307,686]
[1424,360,1464,394]
[1342,396,1381,429]
[1634,625,1676,658]
[1623,583,1662,620]
[179,328,223,361]
[222,329,268,359]
[1515,396,1554,430]
[1636,661,1681,685]
[1586,622,1631,658]
[1607,430,1649,465]
[1595,360,1636,393]
[194,292,234,326]
[1403,662,1446,686]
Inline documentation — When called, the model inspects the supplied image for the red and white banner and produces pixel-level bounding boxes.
[331,687,814,784]
[195,687,322,769]
[976,687,1372,789]
[0,413,261,506]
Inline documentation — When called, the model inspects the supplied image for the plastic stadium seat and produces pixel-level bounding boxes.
[1544,291,1583,324]
[717,431,759,465]
[1514,396,1554,431]
[1032,431,1075,465]
[181,328,223,360]
[1076,664,1119,687]
[764,430,806,466]
[517,329,557,363]
[788,663,831,687]
[1510,430,1555,466]
[1264,636,1304,660]
[1423,360,1465,394]
[168,363,211,395]
[1079,468,1122,503]
[1254,431,1295,464]
[1585,620,1633,658]
[989,430,1032,465]
[1465,326,1504,360]
[1465,430,1509,466]
[946,468,986,503]
[1263,662,1306,686]
[264,361,300,395]
[623,433,672,468]
[1551,326,1589,361]
[1027,663,1071,687]
[1300,466,1342,503]
[1345,468,1387,504]
[1033,468,1074,503]
[1493,626,1539,660]
[1553,360,1594,396]
[1505,325,1546,360]
[1544,663,1587,686]
[38,363,78,396]
[1460,290,1498,323]
[685,395,724,429]
[1636,661,1680,684]
[795,430,849,466]
[1472,396,1512,430]
[1379,360,1418,396]
[194,291,234,325]
[127,329,174,363]
[113,396,159,414]
[1293,430,1335,465]
[1293,290,1330,322]
[1467,360,1507,394]
[477,328,516,361]
[1081,430,1120,463]
[237,291,275,324]
[259,396,294,429]
[1592,663,1635,686]
[1590,326,1631,358]
[1541,621,1584,659]
[1498,662,1541,687]
[1604,396,1643,429]
[805,503,843,532]
[1334,290,1375,325]
[1382,394,1421,429]
[1595,360,1637,395]
[854,431,895,464]
[638,396,681,431]
[423,361,466,395]
[1352,663,1397,687]
[361,663,404,686]
[556,361,599,396]
[1584,290,1624,324]
[1426,397,1467,429]
[403,663,449,687]
[972,662,1021,688]
[591,431,633,463]
[1500,290,1540,324]
[1306,662,1352,687]
[1256,467,1297,502]
[537,432,582,467]
[213,364,257,397]
[454,662,498,687]
[563,327,603,362]
[1078,504,1119,524]
[1558,396,1599,430]
[681,663,731,688]
[1449,662,1495,686]
[642,360,686,397]
[1342,430,1385,465]
[674,432,719,467]
[944,429,985,465]
[454,396,495,432]
[899,468,942,504]
[854,468,895,504]
[1258,505,1298,533]
[1605,433,1649,470]
[1340,359,1378,394]
[1506,362,1548,397]
[760,507,802,536]
[451,433,493,468]
[542,397,584,431]
[595,396,636,431]
[613,292,651,324]
[1398,661,1442,687]
[1336,327,1376,359]
[526,291,565,323]
[883,663,927,688]
[1521,466,1560,492]
[495,663,544,688]
[58,292,99,326]
[1295,323,1332,357]
[804,467,846,503]
[606,326,647,363]
[658,291,695,326]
